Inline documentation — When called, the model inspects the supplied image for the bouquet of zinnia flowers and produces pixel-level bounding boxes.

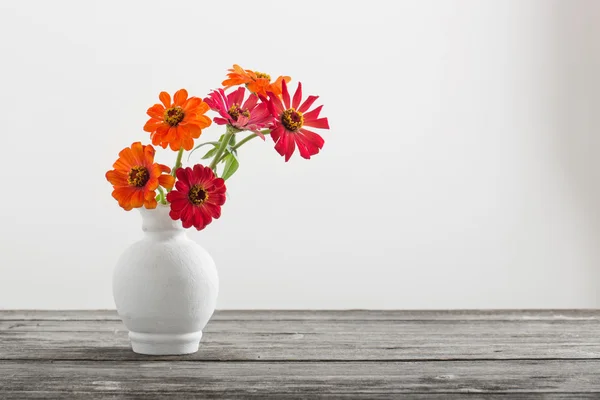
[105,65,330,231]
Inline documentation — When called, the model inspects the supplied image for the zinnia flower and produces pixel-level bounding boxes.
[263,81,330,162]
[144,89,212,151]
[105,142,175,211]
[204,87,274,136]
[166,165,226,231]
[222,64,291,97]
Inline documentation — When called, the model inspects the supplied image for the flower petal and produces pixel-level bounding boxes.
[105,170,128,186]
[203,202,222,218]
[242,93,258,110]
[303,105,323,122]
[169,198,189,212]
[183,97,201,111]
[159,92,171,108]
[144,196,158,209]
[157,163,171,174]
[116,146,137,168]
[303,117,329,130]
[174,89,188,106]
[147,104,165,119]
[130,142,147,165]
[229,87,245,106]
[269,93,285,115]
[292,82,302,109]
[213,117,229,125]
[182,136,194,151]
[298,95,318,113]
[130,190,145,209]
[158,174,175,190]
[169,208,182,220]
[294,131,320,159]
[299,128,325,149]
[112,187,136,211]
[181,206,194,229]
[274,130,296,161]
[281,80,291,109]
[144,119,163,132]
[193,207,207,230]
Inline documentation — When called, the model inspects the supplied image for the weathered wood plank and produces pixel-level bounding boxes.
[2,333,598,361]
[1,319,599,361]
[1,360,600,396]
[2,394,599,400]
[1,311,598,396]
[1,393,598,400]
[3,318,599,334]
[0,391,599,400]
[1,309,598,321]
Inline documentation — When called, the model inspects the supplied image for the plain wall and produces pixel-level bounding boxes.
[0,0,599,309]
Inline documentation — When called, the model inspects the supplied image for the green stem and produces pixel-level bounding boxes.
[172,148,184,177]
[215,129,271,164]
[156,186,167,205]
[232,130,270,151]
[209,126,236,171]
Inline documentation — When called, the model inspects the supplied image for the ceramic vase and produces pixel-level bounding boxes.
[112,205,218,355]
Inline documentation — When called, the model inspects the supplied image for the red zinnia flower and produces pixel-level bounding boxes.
[263,81,330,161]
[166,165,226,231]
[204,87,274,136]
[143,89,212,151]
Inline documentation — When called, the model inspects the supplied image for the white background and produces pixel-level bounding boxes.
[0,0,599,309]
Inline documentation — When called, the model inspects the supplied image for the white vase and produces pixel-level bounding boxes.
[112,204,219,355]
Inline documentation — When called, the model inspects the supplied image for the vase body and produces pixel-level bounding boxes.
[112,205,218,355]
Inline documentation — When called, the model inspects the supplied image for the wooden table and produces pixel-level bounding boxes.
[1,310,599,398]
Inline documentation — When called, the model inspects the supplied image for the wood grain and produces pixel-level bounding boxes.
[1,319,599,361]
[2,360,600,397]
[1,310,598,398]
[1,309,599,321]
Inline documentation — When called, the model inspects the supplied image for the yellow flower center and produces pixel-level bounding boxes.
[188,185,208,205]
[164,106,185,126]
[255,71,271,80]
[228,103,251,121]
[281,108,304,132]
[128,166,149,188]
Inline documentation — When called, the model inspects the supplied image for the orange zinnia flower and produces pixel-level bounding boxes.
[105,142,175,211]
[222,64,291,97]
[143,89,212,151]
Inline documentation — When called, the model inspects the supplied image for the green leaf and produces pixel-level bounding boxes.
[221,153,239,181]
[201,147,218,160]
[227,133,238,156]
[227,146,239,162]
[187,141,219,161]
[218,146,236,164]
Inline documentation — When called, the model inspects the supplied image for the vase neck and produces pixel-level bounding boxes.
[139,206,185,239]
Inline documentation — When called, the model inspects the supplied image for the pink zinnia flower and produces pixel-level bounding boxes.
[263,81,329,162]
[204,87,274,136]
